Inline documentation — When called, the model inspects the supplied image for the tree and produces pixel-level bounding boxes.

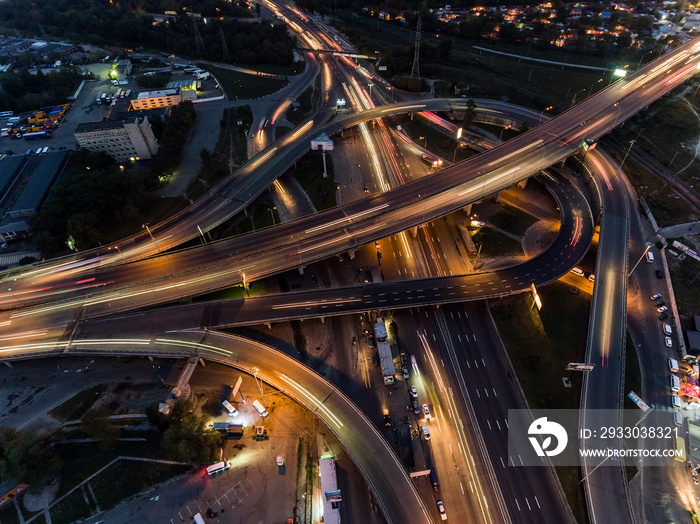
[160,400,222,465]
[0,427,61,490]
[82,408,119,451]
[200,147,211,164]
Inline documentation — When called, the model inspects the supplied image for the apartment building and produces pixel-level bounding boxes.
[74,116,158,161]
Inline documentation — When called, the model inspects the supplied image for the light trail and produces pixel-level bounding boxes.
[279,373,343,429]
[304,204,389,234]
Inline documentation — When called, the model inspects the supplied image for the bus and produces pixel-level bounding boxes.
[674,436,686,463]
[164,10,177,16]
[206,460,230,476]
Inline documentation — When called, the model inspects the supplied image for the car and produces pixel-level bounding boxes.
[654,300,665,307]
[656,269,664,279]
[401,352,408,365]
[659,313,668,320]
[665,336,673,348]
[410,385,418,398]
[672,394,682,408]
[375,241,380,249]
[413,400,420,414]
[588,274,595,283]
[383,412,391,427]
[403,367,410,379]
[669,358,679,372]
[372,353,379,366]
[651,293,662,301]
[436,500,447,521]
[363,186,369,194]
[422,404,431,419]
[657,306,668,313]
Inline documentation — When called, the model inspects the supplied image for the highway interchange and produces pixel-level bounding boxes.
[2,5,700,523]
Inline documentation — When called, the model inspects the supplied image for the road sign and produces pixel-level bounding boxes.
[566,362,595,371]
[628,391,651,413]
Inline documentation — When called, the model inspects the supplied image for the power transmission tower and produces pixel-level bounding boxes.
[191,16,206,56]
[411,17,421,79]
[219,26,229,61]
[37,24,48,42]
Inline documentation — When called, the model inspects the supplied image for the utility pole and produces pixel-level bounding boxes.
[411,17,421,80]
[192,15,206,56]
[219,26,229,61]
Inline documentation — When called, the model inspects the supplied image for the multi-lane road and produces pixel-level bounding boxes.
[1,15,699,524]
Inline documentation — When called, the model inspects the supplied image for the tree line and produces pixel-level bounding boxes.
[0,67,89,113]
[0,0,295,67]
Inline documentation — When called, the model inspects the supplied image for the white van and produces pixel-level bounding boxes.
[570,267,584,277]
[670,375,680,392]
[646,251,654,263]
[195,72,210,80]
[422,424,431,441]
[253,399,268,418]
[669,358,679,373]
[205,460,230,476]
[222,400,238,417]
[193,514,205,524]
[664,324,673,336]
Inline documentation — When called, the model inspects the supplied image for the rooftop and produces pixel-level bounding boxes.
[75,117,142,134]
[136,88,179,99]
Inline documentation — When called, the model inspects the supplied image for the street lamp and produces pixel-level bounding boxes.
[588,78,603,98]
[538,106,553,125]
[110,245,125,261]
[499,125,511,142]
[453,144,461,163]
[629,244,652,277]
[142,223,160,253]
[571,88,586,106]
[336,183,342,206]
[250,366,268,407]
[620,139,636,170]
[270,206,276,226]
[368,83,374,100]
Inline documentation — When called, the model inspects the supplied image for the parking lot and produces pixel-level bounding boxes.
[0,62,221,156]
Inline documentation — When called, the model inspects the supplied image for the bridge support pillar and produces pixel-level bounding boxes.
[462,203,473,215]
[298,266,306,275]
[148,356,154,362]
[3,361,12,368]
[243,206,248,216]
[491,191,501,203]
[198,358,206,367]
[320,317,325,323]
[517,178,528,190]
[266,323,272,330]
[348,249,356,260]
[410,226,418,238]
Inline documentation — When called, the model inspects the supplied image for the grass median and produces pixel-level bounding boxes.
[490,280,591,522]
[206,65,288,100]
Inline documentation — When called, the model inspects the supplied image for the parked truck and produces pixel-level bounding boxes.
[23,131,51,140]
[374,318,395,385]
